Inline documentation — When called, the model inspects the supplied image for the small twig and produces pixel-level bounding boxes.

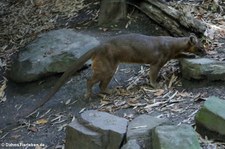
[39,109,51,118]
[0,132,9,140]
[113,77,120,86]
[168,90,178,101]
[25,109,38,118]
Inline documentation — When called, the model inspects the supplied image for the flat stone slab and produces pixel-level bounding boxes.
[127,114,167,148]
[80,110,128,134]
[127,114,166,140]
[180,58,225,81]
[152,124,201,149]
[7,29,99,82]
[195,96,225,141]
[66,110,128,149]
[65,118,103,149]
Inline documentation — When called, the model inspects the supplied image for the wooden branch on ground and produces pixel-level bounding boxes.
[131,0,207,36]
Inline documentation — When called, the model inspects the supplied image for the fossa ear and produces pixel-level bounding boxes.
[189,33,198,45]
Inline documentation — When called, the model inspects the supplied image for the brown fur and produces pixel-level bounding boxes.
[43,33,202,104]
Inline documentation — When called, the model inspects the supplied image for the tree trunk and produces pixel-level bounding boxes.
[98,0,127,25]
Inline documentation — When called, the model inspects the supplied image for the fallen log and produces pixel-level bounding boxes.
[139,0,207,36]
[98,0,206,36]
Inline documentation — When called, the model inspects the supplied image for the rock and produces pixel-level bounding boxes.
[121,139,141,149]
[195,96,225,141]
[152,124,201,149]
[127,115,167,148]
[65,118,103,149]
[66,110,128,149]
[180,58,225,81]
[7,29,100,82]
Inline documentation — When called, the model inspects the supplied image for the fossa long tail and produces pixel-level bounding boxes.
[40,47,98,106]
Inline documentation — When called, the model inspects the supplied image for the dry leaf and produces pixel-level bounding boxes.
[114,100,126,107]
[39,109,51,118]
[58,124,67,131]
[0,78,7,103]
[194,92,207,102]
[177,91,191,97]
[11,134,21,139]
[65,99,71,105]
[154,89,165,96]
[79,108,86,114]
[168,91,178,100]
[28,126,38,132]
[144,101,165,109]
[35,118,48,125]
[127,101,146,107]
[168,74,177,88]
[51,115,62,122]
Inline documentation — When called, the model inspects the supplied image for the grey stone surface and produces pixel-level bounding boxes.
[152,124,201,149]
[80,110,128,149]
[127,114,167,148]
[66,110,128,149]
[127,115,166,140]
[121,139,141,149]
[65,118,103,149]
[195,96,225,141]
[180,58,225,81]
[7,29,99,82]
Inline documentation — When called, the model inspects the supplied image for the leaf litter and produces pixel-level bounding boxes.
[170,0,225,60]
[1,0,225,148]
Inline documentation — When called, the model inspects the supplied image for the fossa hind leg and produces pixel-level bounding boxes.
[86,55,117,98]
[99,76,113,95]
[86,73,101,99]
[149,62,165,88]
[99,67,117,95]
[99,63,117,95]
[85,58,104,98]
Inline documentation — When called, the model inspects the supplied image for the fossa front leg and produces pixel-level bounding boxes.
[149,65,160,88]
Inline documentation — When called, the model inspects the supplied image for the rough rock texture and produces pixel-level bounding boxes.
[180,58,225,81]
[65,118,103,149]
[152,124,201,149]
[121,139,141,149]
[7,29,99,82]
[65,110,128,149]
[126,114,167,148]
[195,96,225,141]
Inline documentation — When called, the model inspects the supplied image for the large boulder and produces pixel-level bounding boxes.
[65,118,102,149]
[126,114,167,148]
[180,58,225,81]
[7,29,100,82]
[152,124,201,149]
[65,110,128,149]
[195,96,225,141]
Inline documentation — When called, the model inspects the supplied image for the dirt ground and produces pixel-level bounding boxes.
[1,0,225,149]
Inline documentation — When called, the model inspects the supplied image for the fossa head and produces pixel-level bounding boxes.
[186,33,205,55]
